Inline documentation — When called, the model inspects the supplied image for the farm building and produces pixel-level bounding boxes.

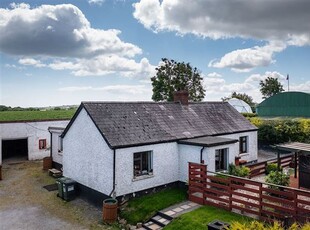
[257,91,310,118]
[0,120,69,166]
[60,91,258,202]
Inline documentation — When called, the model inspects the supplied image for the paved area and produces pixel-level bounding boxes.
[142,201,201,230]
[0,159,110,230]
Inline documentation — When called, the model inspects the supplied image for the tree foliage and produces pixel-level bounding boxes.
[222,92,255,107]
[259,77,284,99]
[151,58,205,102]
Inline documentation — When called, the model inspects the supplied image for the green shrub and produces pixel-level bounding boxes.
[241,113,257,118]
[266,163,281,175]
[265,171,290,188]
[229,221,310,230]
[228,163,250,178]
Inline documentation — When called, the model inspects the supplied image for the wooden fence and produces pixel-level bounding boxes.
[247,154,294,178]
[188,162,310,224]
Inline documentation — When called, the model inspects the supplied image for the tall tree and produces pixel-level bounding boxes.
[259,77,284,99]
[151,58,205,102]
[222,92,255,107]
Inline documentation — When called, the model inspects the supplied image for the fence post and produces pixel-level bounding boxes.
[203,164,207,205]
[258,183,262,220]
[228,177,232,211]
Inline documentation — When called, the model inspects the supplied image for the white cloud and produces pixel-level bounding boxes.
[1,3,156,78]
[206,72,222,78]
[204,71,290,102]
[209,41,287,72]
[88,0,105,6]
[133,0,310,45]
[18,58,46,67]
[0,4,141,58]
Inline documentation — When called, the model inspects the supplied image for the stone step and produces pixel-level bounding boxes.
[156,211,173,220]
[142,220,162,230]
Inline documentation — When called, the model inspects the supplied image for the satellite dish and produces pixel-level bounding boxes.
[227,98,253,113]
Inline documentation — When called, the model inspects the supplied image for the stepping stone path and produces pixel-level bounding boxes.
[139,201,201,230]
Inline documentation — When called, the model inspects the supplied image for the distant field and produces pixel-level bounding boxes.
[0,109,76,122]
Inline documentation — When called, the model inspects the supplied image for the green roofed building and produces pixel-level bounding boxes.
[257,91,310,118]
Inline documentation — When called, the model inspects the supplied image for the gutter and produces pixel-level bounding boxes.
[200,147,205,164]
[109,149,116,197]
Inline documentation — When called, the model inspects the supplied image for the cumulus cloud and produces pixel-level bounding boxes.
[1,3,156,78]
[204,71,290,102]
[209,42,287,72]
[88,0,105,6]
[134,0,310,71]
[206,72,222,78]
[133,0,310,45]
[18,56,156,78]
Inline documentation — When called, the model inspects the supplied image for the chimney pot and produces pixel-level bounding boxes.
[173,90,189,105]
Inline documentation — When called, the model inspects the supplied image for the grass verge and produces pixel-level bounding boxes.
[120,187,187,224]
[164,205,252,230]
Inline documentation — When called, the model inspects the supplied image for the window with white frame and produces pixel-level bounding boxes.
[58,135,63,152]
[215,148,228,171]
[133,151,153,177]
[239,136,248,154]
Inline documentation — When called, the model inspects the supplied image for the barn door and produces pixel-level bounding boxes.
[299,154,310,189]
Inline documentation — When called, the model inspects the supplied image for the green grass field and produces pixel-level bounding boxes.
[0,109,76,122]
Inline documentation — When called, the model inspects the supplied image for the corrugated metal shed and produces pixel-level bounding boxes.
[257,92,310,118]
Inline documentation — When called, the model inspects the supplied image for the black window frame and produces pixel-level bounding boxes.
[133,151,153,178]
[215,148,228,172]
[239,136,248,154]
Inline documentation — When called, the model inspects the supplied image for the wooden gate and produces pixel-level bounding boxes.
[299,154,310,189]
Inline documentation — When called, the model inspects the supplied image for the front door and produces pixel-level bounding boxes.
[215,148,228,171]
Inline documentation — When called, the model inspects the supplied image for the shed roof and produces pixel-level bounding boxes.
[62,101,257,149]
[178,136,238,147]
[275,142,310,154]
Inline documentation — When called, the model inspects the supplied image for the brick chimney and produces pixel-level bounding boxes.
[173,90,189,105]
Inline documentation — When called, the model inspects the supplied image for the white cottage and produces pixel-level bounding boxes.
[61,92,258,203]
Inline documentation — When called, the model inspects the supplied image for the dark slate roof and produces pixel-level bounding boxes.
[178,136,238,147]
[62,101,257,149]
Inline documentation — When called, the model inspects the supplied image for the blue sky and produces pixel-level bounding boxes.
[1,0,310,107]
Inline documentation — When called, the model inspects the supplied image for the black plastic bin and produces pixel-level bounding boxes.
[208,220,230,230]
[56,177,77,201]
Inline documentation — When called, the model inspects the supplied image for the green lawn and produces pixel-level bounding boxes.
[0,109,76,122]
[120,188,187,225]
[164,205,252,230]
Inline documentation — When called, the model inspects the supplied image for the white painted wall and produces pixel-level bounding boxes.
[115,142,179,196]
[0,120,69,164]
[178,144,201,182]
[218,131,258,162]
[50,129,64,166]
[63,108,114,196]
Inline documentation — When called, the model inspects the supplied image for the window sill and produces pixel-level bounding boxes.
[132,174,154,182]
[239,153,249,157]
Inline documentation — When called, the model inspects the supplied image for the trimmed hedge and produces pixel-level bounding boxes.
[248,118,310,144]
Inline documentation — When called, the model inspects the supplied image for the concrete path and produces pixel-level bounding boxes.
[141,201,201,230]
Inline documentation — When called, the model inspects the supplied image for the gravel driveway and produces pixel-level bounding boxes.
[0,160,112,230]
